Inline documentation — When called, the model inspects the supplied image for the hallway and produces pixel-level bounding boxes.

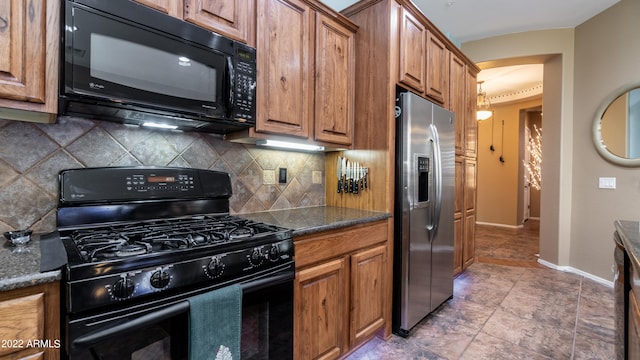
[346,222,615,359]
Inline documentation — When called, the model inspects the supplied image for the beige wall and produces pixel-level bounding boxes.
[463,0,640,281]
[476,99,541,226]
[462,29,574,270]
[571,0,640,280]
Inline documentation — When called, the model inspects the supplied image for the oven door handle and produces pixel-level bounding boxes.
[73,268,294,347]
[73,300,190,347]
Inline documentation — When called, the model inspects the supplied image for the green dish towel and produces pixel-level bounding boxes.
[188,284,242,360]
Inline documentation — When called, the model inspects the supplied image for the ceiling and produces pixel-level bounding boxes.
[324,0,620,104]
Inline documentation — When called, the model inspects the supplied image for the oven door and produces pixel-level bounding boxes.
[63,0,230,119]
[65,266,293,360]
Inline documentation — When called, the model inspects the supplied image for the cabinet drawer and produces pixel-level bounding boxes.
[294,221,388,268]
[0,293,45,357]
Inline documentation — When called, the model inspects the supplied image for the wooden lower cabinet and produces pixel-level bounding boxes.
[295,258,348,360]
[0,281,60,360]
[294,221,388,360]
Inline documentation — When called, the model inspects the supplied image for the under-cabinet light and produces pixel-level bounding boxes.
[142,122,179,130]
[256,139,324,152]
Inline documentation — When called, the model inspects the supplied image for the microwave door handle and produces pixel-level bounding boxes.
[226,57,235,117]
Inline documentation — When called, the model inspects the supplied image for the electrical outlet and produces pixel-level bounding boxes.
[598,177,616,189]
[279,168,287,184]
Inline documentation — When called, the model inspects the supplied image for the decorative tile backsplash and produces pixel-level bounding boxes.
[0,116,325,234]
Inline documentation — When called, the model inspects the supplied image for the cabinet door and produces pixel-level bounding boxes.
[256,0,313,138]
[350,245,386,347]
[398,7,425,94]
[184,0,255,45]
[465,68,478,158]
[295,258,348,360]
[426,31,447,104]
[454,156,464,275]
[463,158,477,269]
[464,158,477,213]
[314,13,355,146]
[132,0,182,17]
[450,54,466,155]
[0,0,46,104]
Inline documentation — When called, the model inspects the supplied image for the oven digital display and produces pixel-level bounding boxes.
[148,176,176,183]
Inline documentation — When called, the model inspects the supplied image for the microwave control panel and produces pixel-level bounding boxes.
[233,48,257,124]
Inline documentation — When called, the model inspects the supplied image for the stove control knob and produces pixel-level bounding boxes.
[150,269,170,289]
[206,256,225,278]
[112,276,135,299]
[268,245,280,262]
[249,248,264,267]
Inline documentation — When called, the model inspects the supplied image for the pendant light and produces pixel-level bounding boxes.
[477,81,492,121]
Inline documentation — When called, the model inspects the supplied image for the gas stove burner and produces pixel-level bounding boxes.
[115,244,149,257]
[228,226,254,239]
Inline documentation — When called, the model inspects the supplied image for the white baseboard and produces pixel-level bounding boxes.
[475,221,523,229]
[537,259,613,288]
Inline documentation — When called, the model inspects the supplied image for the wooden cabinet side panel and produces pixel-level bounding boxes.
[398,7,425,94]
[313,13,355,146]
[350,245,386,347]
[0,0,45,103]
[184,0,255,45]
[295,258,348,360]
[425,31,446,104]
[256,0,312,138]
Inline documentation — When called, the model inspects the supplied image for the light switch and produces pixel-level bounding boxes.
[598,177,616,189]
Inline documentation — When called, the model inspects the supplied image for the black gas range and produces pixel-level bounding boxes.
[56,167,294,359]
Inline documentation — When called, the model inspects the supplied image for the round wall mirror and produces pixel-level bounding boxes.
[593,82,640,166]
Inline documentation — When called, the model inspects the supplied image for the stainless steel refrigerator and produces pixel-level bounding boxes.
[393,91,455,336]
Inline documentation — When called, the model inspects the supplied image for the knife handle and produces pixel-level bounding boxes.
[338,178,342,193]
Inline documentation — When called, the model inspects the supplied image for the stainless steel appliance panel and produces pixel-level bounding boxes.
[393,91,455,336]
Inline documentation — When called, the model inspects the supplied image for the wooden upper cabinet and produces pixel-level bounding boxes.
[449,53,466,155]
[398,7,426,94]
[426,31,447,104]
[0,0,58,119]
[256,0,313,138]
[132,0,183,17]
[314,13,355,146]
[465,68,478,157]
[184,0,255,45]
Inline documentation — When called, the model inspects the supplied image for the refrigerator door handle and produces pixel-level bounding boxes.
[430,123,443,238]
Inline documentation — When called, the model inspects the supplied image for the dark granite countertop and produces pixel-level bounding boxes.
[241,206,391,237]
[0,234,62,292]
[615,220,640,271]
[0,206,389,292]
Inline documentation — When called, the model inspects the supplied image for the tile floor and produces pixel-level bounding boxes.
[346,221,616,359]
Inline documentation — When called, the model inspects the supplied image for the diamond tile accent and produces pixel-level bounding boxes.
[66,127,128,166]
[0,122,58,172]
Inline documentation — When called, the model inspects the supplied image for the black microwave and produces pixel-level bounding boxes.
[60,0,256,134]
